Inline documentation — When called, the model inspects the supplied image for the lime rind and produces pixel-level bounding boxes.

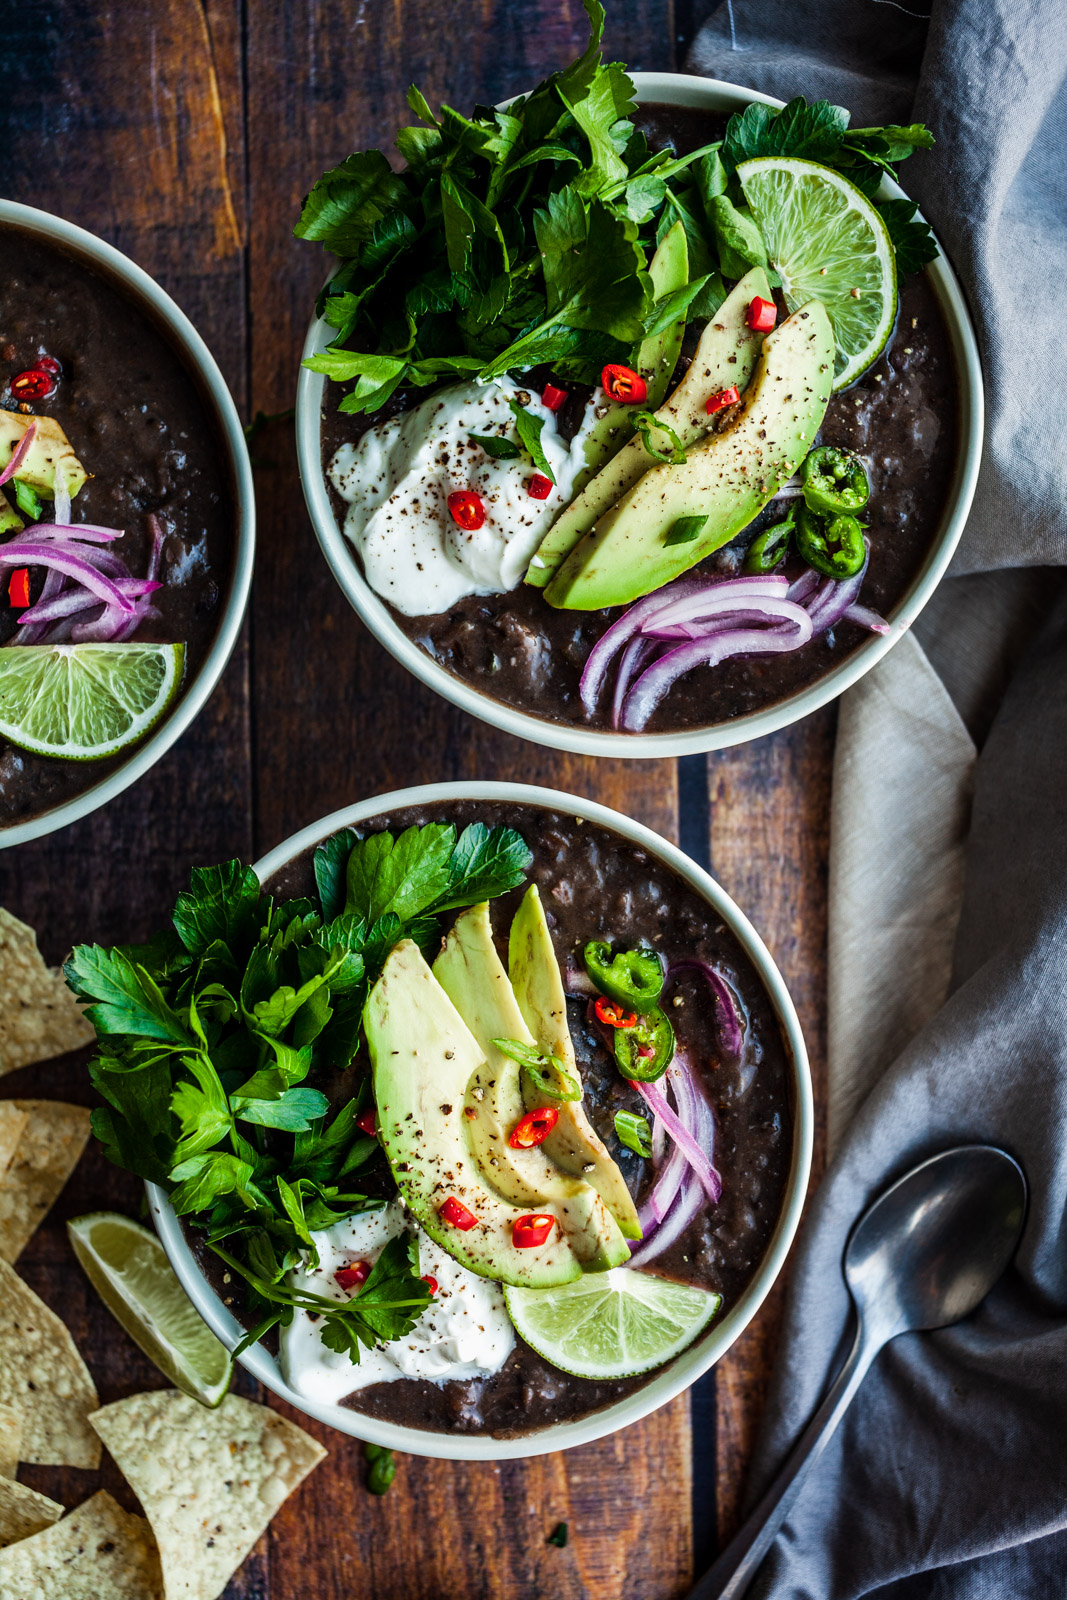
[68,1212,231,1408]
[505,1266,721,1379]
[737,155,898,390]
[0,642,184,760]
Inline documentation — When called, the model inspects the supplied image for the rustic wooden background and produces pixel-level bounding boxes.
[0,3,829,1595]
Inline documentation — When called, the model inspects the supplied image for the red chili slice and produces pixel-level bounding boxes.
[8,570,31,610]
[706,385,740,415]
[595,995,638,1029]
[422,1274,439,1296]
[512,1213,556,1250]
[334,1259,371,1293]
[10,369,54,401]
[355,1109,376,1136]
[447,489,486,531]
[35,356,62,379]
[541,383,568,412]
[527,473,553,500]
[746,297,777,332]
[508,1106,560,1150]
[439,1196,478,1230]
[601,363,648,404]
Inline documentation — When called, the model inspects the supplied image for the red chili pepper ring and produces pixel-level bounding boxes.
[447,489,486,531]
[508,1106,560,1149]
[601,364,648,404]
[8,570,31,610]
[439,1196,479,1231]
[512,1214,556,1250]
[595,995,638,1029]
[10,369,54,401]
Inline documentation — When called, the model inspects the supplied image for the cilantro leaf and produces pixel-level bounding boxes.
[877,199,939,275]
[707,195,769,281]
[508,400,555,485]
[345,1232,430,1343]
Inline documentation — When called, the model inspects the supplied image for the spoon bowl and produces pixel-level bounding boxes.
[845,1145,1028,1342]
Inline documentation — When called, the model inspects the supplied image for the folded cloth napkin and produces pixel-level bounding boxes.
[686,2,1067,1593]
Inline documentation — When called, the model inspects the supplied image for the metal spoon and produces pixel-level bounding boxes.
[689,1144,1028,1600]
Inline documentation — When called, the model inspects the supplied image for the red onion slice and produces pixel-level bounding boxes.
[31,523,124,544]
[632,1075,721,1203]
[611,635,658,729]
[16,579,160,625]
[842,602,889,634]
[52,472,72,528]
[667,960,746,1059]
[628,1171,702,1268]
[579,578,706,715]
[647,576,790,631]
[621,620,813,732]
[0,544,134,612]
[0,422,37,487]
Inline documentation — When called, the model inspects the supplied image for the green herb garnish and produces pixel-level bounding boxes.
[508,399,556,485]
[66,821,532,1365]
[12,480,43,521]
[469,432,522,461]
[631,409,686,466]
[492,1038,582,1103]
[614,1110,652,1158]
[364,1440,397,1495]
[664,514,708,547]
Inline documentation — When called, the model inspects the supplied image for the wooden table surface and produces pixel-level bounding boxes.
[0,4,830,1595]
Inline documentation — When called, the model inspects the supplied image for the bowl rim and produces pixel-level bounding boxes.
[147,778,814,1461]
[295,70,984,760]
[0,199,256,848]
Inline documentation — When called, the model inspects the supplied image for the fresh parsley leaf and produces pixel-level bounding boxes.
[173,862,262,960]
[725,97,849,168]
[345,824,457,926]
[614,1109,652,1157]
[171,1054,232,1163]
[707,195,768,281]
[469,431,521,460]
[295,151,413,256]
[347,1232,430,1343]
[233,1087,331,1132]
[66,946,190,1045]
[169,1151,255,1216]
[631,409,686,466]
[877,199,939,275]
[314,828,359,921]
[433,822,533,912]
[508,400,555,485]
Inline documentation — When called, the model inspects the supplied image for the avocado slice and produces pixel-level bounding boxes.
[508,886,642,1241]
[0,490,23,537]
[366,939,602,1288]
[433,904,629,1270]
[527,267,771,588]
[0,414,87,500]
[544,300,835,611]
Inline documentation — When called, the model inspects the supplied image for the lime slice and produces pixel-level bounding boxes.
[737,156,898,389]
[504,1267,721,1380]
[68,1212,231,1407]
[0,642,184,760]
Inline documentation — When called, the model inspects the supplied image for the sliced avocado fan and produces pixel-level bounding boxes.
[0,413,87,499]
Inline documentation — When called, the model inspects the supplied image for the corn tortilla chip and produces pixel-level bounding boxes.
[0,1100,91,1263]
[0,1405,20,1479]
[0,1259,100,1468]
[0,1474,63,1547]
[89,1390,326,1600]
[0,1106,28,1184]
[0,910,94,1076]
[0,1489,162,1598]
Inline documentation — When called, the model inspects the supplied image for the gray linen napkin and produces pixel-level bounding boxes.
[685,2,1067,1593]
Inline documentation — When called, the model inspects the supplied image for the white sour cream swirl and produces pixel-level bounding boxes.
[280,1201,514,1405]
[328,380,596,616]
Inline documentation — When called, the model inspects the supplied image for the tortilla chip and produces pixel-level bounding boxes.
[0,1489,162,1598]
[0,1404,20,1479]
[89,1390,326,1600]
[0,909,94,1076]
[0,1474,63,1547]
[0,1100,92,1262]
[0,1104,28,1182]
[0,1259,100,1468]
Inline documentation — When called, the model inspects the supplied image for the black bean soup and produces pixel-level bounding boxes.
[236,801,793,1437]
[0,227,236,824]
[320,104,960,736]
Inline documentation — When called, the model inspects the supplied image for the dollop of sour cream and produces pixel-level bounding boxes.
[280,1201,514,1405]
[328,380,597,617]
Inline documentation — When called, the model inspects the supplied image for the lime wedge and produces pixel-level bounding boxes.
[504,1267,721,1379]
[68,1212,231,1407]
[0,642,184,760]
[737,156,898,389]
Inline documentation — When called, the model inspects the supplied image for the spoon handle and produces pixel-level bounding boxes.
[687,1319,881,1600]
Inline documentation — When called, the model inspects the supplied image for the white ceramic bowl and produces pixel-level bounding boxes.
[149,779,813,1460]
[296,73,984,759]
[0,201,255,847]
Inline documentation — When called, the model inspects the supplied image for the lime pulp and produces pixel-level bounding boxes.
[0,642,184,760]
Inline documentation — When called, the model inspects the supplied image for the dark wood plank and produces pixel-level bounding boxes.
[705,711,834,1543]
[243,3,693,1595]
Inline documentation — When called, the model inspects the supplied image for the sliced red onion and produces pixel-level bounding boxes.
[843,602,889,634]
[628,1170,702,1268]
[31,522,123,544]
[637,1136,688,1232]
[52,472,72,527]
[651,1112,667,1167]
[0,543,134,611]
[579,577,707,714]
[786,569,822,605]
[632,1075,721,1203]
[16,578,159,625]
[667,960,746,1059]
[622,619,813,732]
[647,608,795,641]
[0,422,37,487]
[611,635,658,728]
[13,565,65,646]
[647,576,789,631]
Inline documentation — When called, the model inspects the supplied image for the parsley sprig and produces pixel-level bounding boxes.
[66,821,532,1362]
[296,2,935,415]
